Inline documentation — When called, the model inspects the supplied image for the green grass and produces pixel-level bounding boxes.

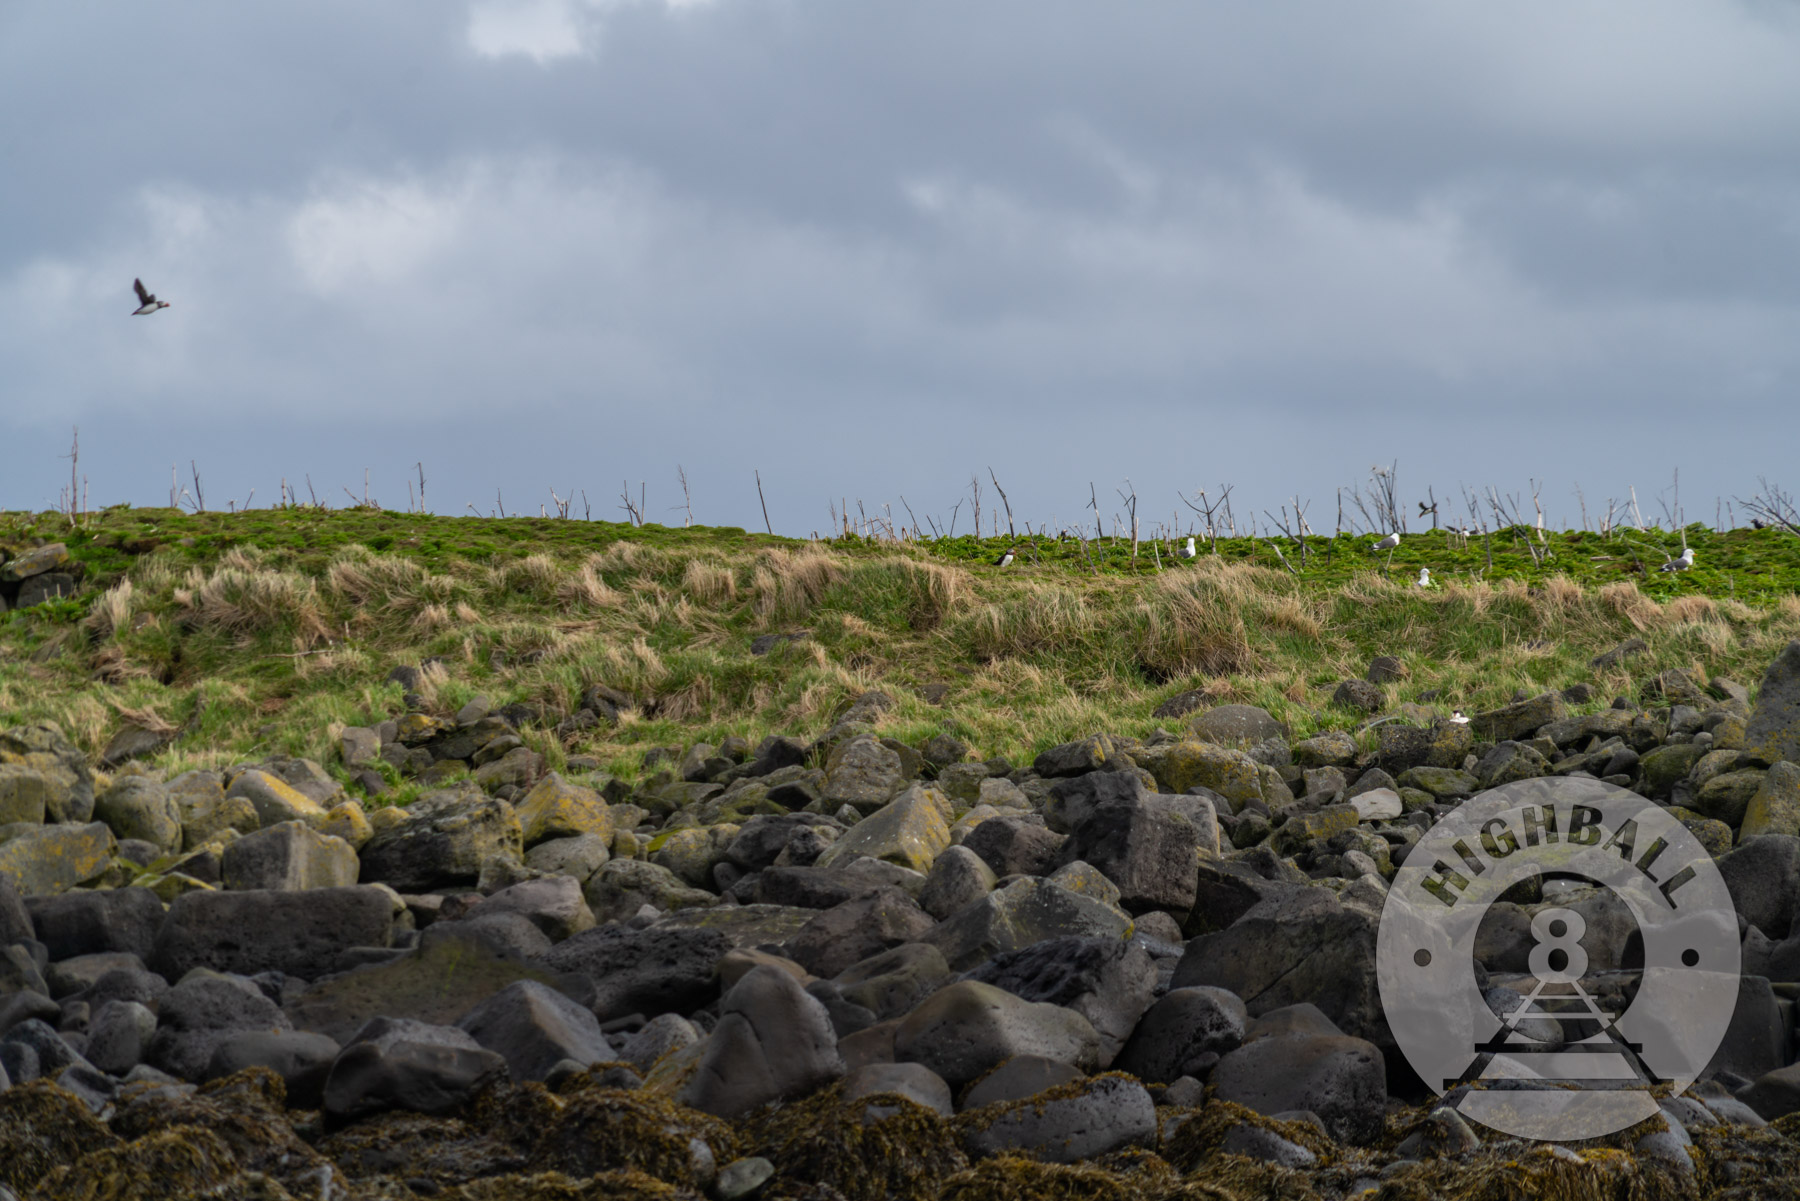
[3,506,1798,805]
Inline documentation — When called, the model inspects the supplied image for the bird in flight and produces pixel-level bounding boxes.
[993,547,1015,567]
[131,279,170,315]
[1659,548,1695,573]
[1177,536,1197,560]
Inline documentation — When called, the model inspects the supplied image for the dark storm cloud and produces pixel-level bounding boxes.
[4,0,1800,531]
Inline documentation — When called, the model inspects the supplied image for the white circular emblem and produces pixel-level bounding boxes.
[1376,776,1740,1140]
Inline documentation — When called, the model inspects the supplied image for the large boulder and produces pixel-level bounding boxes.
[918,845,997,921]
[150,885,395,980]
[1210,1006,1387,1145]
[1377,722,1475,774]
[1058,789,1204,916]
[833,944,954,1021]
[1467,693,1566,743]
[782,888,936,979]
[962,937,1156,1068]
[1718,836,1800,940]
[1746,641,1800,766]
[322,1017,508,1125]
[0,723,95,823]
[25,887,165,961]
[286,925,583,1045]
[456,979,615,1082]
[1173,887,1387,1051]
[226,769,328,829]
[922,878,1133,971]
[894,980,1100,1087]
[94,776,183,853]
[1742,763,1800,842]
[1137,742,1265,811]
[222,821,360,891]
[475,875,595,942]
[0,765,49,825]
[962,816,1066,878]
[0,823,115,896]
[822,735,908,815]
[961,1074,1156,1164]
[358,788,523,892]
[203,1030,342,1108]
[147,972,295,1081]
[815,784,952,874]
[1114,986,1248,1083]
[0,873,30,946]
[677,964,845,1118]
[582,859,715,924]
[513,773,614,847]
[1033,734,1120,778]
[1190,705,1287,746]
[536,924,732,1022]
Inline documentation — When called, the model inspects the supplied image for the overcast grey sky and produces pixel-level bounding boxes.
[5,0,1800,534]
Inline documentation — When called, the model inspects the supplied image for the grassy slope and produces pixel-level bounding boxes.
[3,506,1799,807]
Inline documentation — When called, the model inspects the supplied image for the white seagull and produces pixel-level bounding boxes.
[131,278,170,316]
[1372,532,1400,553]
[1414,567,1433,587]
[1450,710,1470,724]
[993,547,1015,567]
[1177,536,1197,559]
[1659,548,1695,573]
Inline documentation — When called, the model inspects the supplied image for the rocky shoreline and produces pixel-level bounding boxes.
[9,644,1800,1197]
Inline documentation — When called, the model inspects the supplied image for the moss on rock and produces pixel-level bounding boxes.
[744,1084,968,1201]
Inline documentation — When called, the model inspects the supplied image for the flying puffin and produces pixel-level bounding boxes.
[993,547,1015,567]
[1659,548,1695,573]
[1177,537,1197,559]
[131,279,170,316]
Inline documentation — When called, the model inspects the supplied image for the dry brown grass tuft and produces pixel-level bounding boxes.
[680,559,738,606]
[753,549,845,626]
[963,587,1092,661]
[488,553,564,603]
[1663,594,1718,625]
[557,563,619,611]
[186,565,331,647]
[1599,581,1661,631]
[83,581,135,642]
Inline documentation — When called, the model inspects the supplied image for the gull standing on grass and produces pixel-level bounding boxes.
[1414,567,1433,588]
[1660,548,1695,573]
[1177,537,1197,559]
[1371,530,1400,573]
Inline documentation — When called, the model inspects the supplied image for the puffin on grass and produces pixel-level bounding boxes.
[993,547,1015,567]
[131,279,170,315]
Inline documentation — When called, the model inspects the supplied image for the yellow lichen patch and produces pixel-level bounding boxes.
[744,1084,969,1201]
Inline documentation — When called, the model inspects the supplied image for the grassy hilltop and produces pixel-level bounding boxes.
[4,505,1800,806]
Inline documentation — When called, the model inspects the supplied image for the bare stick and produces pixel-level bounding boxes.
[417,462,427,513]
[755,470,773,535]
[677,465,693,527]
[988,468,1016,538]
